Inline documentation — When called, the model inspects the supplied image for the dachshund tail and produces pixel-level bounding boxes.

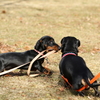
[84,77,100,88]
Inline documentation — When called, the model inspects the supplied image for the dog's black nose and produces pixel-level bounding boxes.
[58,46,61,50]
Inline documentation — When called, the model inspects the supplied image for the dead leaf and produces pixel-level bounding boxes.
[58,87,65,92]
[2,10,6,14]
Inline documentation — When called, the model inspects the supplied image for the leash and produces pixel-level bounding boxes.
[61,53,100,92]
[27,50,46,76]
[27,50,55,76]
[0,62,30,76]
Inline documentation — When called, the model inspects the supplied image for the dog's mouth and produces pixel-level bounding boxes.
[46,46,60,52]
[47,49,56,52]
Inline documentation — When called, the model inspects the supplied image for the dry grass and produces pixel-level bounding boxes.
[0,0,100,100]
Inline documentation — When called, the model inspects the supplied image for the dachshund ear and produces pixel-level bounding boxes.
[77,39,80,47]
[34,40,42,50]
[61,37,66,44]
[61,37,66,52]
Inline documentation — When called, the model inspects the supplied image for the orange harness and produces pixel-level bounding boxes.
[61,75,73,87]
[62,73,100,92]
[62,53,100,92]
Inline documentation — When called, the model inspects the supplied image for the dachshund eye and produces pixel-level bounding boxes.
[50,41,53,44]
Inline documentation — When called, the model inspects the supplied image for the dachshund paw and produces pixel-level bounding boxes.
[78,91,85,97]
[95,92,100,97]
[43,67,53,76]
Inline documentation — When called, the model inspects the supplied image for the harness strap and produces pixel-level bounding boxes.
[77,73,100,92]
[61,53,76,88]
[62,73,100,92]
[61,75,73,87]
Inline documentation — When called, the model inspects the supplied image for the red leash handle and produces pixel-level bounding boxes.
[77,73,100,92]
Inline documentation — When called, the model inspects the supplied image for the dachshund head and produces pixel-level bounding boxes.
[35,36,60,52]
[61,36,80,55]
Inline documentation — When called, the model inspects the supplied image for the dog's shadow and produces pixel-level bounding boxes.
[2,70,41,77]
[2,69,54,77]
[5,72,26,76]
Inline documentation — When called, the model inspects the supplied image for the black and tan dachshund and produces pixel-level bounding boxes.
[59,36,100,97]
[0,36,60,76]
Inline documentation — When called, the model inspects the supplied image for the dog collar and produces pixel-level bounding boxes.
[34,49,44,56]
[62,53,76,58]
[34,49,41,54]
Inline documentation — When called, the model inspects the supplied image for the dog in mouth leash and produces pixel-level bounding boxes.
[0,36,60,76]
